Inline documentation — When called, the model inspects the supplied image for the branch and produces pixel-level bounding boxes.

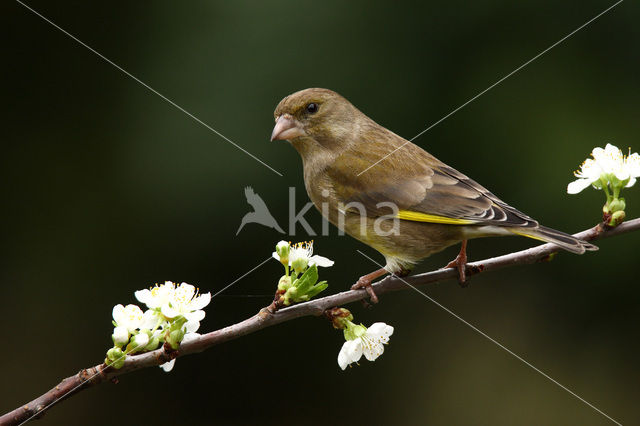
[3,218,639,425]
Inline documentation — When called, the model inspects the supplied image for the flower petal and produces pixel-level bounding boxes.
[112,304,125,324]
[591,147,604,159]
[190,292,211,311]
[625,177,636,188]
[338,339,363,370]
[345,339,363,362]
[604,143,621,155]
[185,310,206,322]
[338,343,351,370]
[362,341,384,361]
[309,255,334,267]
[567,178,594,194]
[367,322,389,334]
[113,304,144,331]
[288,247,306,263]
[161,304,180,319]
[575,158,602,180]
[141,309,160,329]
[183,332,201,343]
[627,153,640,178]
[592,144,620,174]
[112,326,129,346]
[176,283,196,299]
[368,322,394,342]
[612,168,630,181]
[133,332,149,348]
[135,283,175,309]
[134,289,151,306]
[185,320,201,333]
[160,359,176,372]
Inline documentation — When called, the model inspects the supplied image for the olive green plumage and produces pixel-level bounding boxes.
[271,88,597,274]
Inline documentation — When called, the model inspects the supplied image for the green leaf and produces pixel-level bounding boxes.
[306,281,328,298]
[293,264,318,294]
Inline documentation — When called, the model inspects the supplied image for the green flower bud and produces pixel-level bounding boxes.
[608,198,626,213]
[126,332,149,354]
[291,257,308,274]
[608,210,626,227]
[277,275,292,291]
[275,241,290,265]
[106,347,123,362]
[165,328,186,350]
[105,347,126,369]
[282,287,298,306]
[145,335,160,351]
[325,307,354,329]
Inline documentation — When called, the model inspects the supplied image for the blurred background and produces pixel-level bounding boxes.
[2,1,639,424]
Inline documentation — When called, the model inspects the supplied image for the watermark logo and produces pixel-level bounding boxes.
[236,186,400,237]
[236,187,285,235]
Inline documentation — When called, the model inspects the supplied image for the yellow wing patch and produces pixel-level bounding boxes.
[396,210,477,225]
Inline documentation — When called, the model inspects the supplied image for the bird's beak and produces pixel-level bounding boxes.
[271,114,305,141]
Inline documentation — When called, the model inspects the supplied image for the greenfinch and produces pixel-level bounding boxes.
[271,88,597,302]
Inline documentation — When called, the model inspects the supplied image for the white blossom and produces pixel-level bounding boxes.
[338,322,394,370]
[112,304,144,333]
[135,281,176,310]
[107,281,210,370]
[568,143,640,194]
[271,241,334,268]
[161,283,211,333]
[112,326,129,346]
[567,158,604,194]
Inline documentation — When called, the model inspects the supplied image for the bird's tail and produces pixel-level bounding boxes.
[511,225,598,254]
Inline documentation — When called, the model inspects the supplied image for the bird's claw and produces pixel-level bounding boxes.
[446,253,468,287]
[351,278,379,304]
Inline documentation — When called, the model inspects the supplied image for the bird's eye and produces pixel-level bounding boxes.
[305,103,319,114]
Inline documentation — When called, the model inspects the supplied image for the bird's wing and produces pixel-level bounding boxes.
[326,139,537,228]
[244,186,270,212]
[244,186,255,201]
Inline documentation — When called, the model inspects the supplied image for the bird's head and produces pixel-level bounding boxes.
[271,88,363,155]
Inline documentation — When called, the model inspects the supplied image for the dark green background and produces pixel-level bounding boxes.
[3,1,639,425]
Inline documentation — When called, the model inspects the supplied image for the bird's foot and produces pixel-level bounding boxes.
[351,267,388,304]
[445,240,468,287]
[352,277,379,305]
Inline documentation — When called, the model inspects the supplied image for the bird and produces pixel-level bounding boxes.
[236,186,285,235]
[270,88,597,303]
